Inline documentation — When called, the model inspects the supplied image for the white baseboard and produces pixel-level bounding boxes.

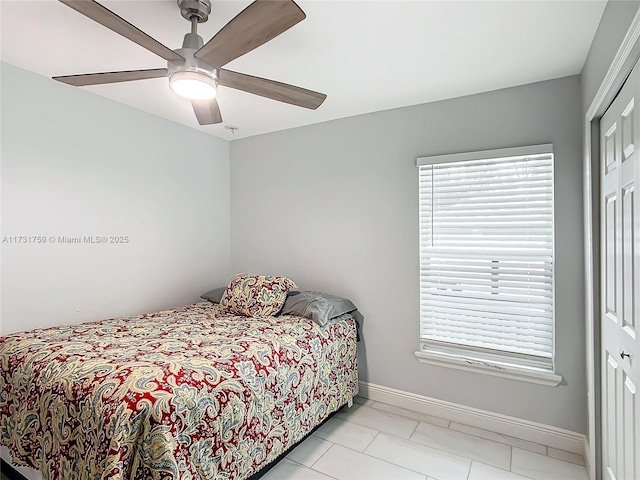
[358,381,587,457]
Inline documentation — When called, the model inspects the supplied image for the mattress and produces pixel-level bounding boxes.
[0,302,359,480]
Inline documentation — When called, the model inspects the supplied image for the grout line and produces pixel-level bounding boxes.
[471,460,538,480]
[409,419,419,438]
[437,420,551,455]
[308,463,340,480]
[363,429,474,468]
[425,421,515,450]
[322,415,380,435]
[287,455,342,480]
[339,404,421,440]
[369,402,452,435]
[335,443,433,478]
[310,462,341,479]
[450,422,536,453]
[309,442,336,470]
[371,400,451,429]
[363,430,380,452]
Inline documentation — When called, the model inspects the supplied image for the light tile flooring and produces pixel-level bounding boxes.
[262,397,589,480]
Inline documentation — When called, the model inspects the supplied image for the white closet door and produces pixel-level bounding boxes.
[600,59,640,480]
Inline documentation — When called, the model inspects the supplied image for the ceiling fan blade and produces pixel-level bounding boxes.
[59,0,183,62]
[195,0,305,68]
[218,69,326,110]
[53,68,168,86]
[192,98,223,125]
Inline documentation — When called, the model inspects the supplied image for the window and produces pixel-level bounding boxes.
[415,145,561,385]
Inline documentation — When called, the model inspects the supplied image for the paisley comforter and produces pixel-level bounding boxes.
[0,302,359,480]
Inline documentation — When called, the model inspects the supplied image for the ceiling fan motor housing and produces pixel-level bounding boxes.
[169,43,217,76]
[178,0,212,23]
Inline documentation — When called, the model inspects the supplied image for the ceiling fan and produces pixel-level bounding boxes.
[53,0,327,125]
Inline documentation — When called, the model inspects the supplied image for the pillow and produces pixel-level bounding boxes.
[280,290,358,327]
[219,273,298,317]
[200,286,226,304]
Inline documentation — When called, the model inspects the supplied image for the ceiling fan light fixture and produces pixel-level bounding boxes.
[169,70,217,100]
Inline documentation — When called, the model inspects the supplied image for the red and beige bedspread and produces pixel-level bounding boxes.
[0,302,359,480]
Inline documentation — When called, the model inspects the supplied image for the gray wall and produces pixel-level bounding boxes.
[0,62,231,334]
[230,75,587,433]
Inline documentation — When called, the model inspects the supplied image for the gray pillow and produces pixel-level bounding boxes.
[281,291,358,327]
[200,286,226,304]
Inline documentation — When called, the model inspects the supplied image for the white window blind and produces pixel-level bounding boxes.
[418,146,554,370]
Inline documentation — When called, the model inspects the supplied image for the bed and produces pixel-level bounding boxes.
[0,294,359,480]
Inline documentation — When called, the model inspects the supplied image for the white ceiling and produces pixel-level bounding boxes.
[1,0,606,140]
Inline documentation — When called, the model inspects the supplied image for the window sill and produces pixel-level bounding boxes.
[414,350,563,387]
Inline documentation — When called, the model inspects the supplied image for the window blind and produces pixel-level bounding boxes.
[418,148,554,368]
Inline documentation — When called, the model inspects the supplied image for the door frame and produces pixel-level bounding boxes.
[584,10,640,480]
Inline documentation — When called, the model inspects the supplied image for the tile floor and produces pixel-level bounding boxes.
[262,397,589,480]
